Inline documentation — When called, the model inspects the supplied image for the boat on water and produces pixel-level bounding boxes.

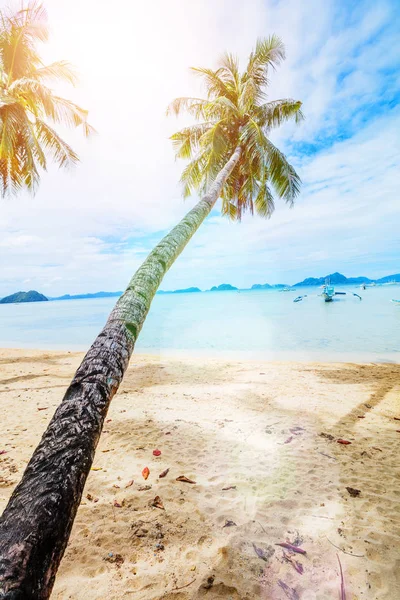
[294,288,361,303]
[391,299,400,304]
[322,278,362,302]
[294,279,362,303]
[322,282,335,302]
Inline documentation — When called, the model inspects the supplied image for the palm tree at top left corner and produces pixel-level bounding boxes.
[0,1,94,198]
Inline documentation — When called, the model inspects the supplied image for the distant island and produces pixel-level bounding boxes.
[53,291,123,301]
[52,288,201,299]
[0,290,48,304]
[251,283,272,289]
[3,272,399,305]
[250,272,400,289]
[293,271,400,287]
[210,284,238,291]
[158,287,201,294]
[251,283,289,290]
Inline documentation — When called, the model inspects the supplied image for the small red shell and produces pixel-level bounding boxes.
[337,439,351,445]
[153,449,161,456]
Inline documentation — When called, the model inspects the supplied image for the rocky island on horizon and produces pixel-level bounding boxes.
[2,272,399,304]
[293,271,400,287]
[0,290,48,304]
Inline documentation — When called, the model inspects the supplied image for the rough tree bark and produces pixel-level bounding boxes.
[0,146,241,599]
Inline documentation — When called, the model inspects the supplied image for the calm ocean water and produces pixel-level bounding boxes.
[0,286,399,362]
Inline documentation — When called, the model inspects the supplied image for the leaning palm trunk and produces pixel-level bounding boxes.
[0,146,241,599]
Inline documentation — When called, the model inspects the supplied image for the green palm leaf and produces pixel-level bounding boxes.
[191,67,236,102]
[218,53,240,90]
[166,96,210,119]
[256,99,304,129]
[171,122,213,159]
[168,35,303,220]
[264,138,301,204]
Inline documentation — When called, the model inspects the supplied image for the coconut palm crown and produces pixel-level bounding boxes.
[0,1,93,196]
[168,36,304,220]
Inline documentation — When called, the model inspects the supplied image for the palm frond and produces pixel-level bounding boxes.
[48,96,90,128]
[264,139,301,204]
[239,76,261,112]
[166,96,208,119]
[209,95,239,117]
[0,2,48,81]
[256,99,304,129]
[243,35,285,100]
[82,121,96,137]
[16,127,41,191]
[168,35,302,217]
[190,66,234,101]
[240,118,265,150]
[14,2,48,42]
[33,60,77,85]
[0,2,92,197]
[255,182,275,218]
[0,106,18,159]
[24,117,46,169]
[221,200,238,220]
[247,35,285,77]
[217,52,240,88]
[7,79,91,130]
[170,122,213,159]
[199,120,232,189]
[35,119,79,168]
[200,119,229,156]
[0,105,41,195]
[180,151,207,198]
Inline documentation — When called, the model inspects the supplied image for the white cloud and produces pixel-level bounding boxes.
[162,107,400,288]
[0,0,398,296]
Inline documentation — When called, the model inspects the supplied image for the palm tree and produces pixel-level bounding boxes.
[0,1,92,197]
[168,41,303,220]
[0,36,303,598]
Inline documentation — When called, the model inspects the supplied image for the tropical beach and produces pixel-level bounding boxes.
[1,0,399,598]
[1,349,400,598]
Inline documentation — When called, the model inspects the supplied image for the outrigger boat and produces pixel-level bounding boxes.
[294,280,362,303]
[293,295,307,303]
[322,282,335,302]
[391,299,400,304]
[321,279,362,302]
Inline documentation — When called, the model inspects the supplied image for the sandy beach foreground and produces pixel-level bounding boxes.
[1,349,399,599]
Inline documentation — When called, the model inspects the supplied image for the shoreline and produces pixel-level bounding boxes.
[0,344,398,364]
[1,348,399,598]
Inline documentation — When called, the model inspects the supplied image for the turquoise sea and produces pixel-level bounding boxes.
[0,286,399,362]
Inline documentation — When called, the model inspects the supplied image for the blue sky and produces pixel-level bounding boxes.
[0,0,399,295]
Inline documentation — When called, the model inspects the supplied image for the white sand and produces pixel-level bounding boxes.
[1,349,400,599]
